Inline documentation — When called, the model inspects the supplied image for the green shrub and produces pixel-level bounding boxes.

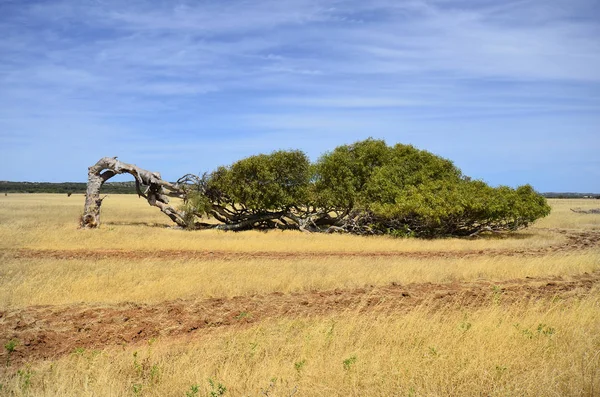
[181,139,550,237]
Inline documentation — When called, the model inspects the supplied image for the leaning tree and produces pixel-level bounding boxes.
[81,157,192,229]
[81,140,551,237]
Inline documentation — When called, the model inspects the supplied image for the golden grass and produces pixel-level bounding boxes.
[1,194,599,395]
[534,198,600,230]
[0,194,583,252]
[1,251,598,309]
[2,294,599,396]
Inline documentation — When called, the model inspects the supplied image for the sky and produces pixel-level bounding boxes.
[0,0,599,192]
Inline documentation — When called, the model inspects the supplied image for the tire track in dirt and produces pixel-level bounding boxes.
[1,270,598,367]
[4,229,600,262]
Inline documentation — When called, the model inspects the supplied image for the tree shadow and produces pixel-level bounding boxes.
[103,221,172,228]
[467,232,537,241]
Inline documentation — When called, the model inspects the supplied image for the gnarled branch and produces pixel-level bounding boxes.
[571,208,600,214]
[81,157,189,229]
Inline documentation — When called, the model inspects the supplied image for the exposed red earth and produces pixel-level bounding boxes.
[1,228,598,368]
[5,229,599,262]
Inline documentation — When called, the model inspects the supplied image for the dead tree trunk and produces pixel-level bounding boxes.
[81,157,188,229]
[571,208,600,214]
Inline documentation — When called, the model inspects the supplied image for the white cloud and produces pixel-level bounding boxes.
[1,0,599,191]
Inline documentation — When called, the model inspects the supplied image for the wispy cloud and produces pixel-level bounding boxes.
[0,0,599,191]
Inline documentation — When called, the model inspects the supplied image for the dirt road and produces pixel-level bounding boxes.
[1,228,598,367]
[1,269,598,367]
[5,229,599,262]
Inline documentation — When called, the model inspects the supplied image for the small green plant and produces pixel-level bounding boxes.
[150,364,161,383]
[492,285,503,304]
[4,340,17,354]
[132,383,143,395]
[235,311,252,320]
[522,328,534,339]
[130,349,161,392]
[325,320,336,346]
[459,321,472,332]
[186,384,200,397]
[17,368,34,392]
[246,341,259,359]
[327,320,336,337]
[4,339,18,366]
[208,378,227,397]
[294,359,307,373]
[537,323,555,336]
[514,323,555,339]
[133,351,142,375]
[428,346,439,357]
[552,295,563,303]
[343,355,357,370]
[73,347,86,355]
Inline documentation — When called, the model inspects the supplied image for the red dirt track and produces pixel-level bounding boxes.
[5,229,600,262]
[1,228,599,367]
[1,270,598,367]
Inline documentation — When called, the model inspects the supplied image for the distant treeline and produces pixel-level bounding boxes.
[0,181,137,194]
[542,192,600,199]
[1,181,598,198]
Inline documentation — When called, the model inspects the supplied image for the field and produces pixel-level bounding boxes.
[0,194,599,396]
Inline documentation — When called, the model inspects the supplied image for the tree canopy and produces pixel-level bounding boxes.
[173,138,550,237]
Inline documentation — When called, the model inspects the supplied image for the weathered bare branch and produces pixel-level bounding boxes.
[213,211,286,231]
[81,157,189,229]
[571,208,600,214]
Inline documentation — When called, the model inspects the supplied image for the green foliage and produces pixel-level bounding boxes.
[536,323,556,336]
[17,368,34,391]
[311,139,550,237]
[180,190,214,226]
[5,339,18,367]
[186,384,200,397]
[428,346,439,357]
[129,349,161,395]
[235,311,251,320]
[132,383,143,395]
[342,355,357,370]
[72,347,86,355]
[294,359,307,373]
[362,143,462,206]
[377,180,552,237]
[207,378,227,397]
[182,138,550,237]
[313,138,390,209]
[4,340,17,354]
[492,285,503,304]
[205,150,311,212]
[313,139,461,211]
[459,321,472,332]
[513,323,555,339]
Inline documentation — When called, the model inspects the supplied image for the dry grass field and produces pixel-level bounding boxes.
[0,194,599,396]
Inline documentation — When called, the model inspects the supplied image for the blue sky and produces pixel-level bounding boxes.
[1,0,599,192]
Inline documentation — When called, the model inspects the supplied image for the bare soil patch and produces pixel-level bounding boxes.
[1,270,598,368]
[4,229,599,262]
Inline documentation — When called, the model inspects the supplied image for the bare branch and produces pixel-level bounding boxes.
[81,157,190,229]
